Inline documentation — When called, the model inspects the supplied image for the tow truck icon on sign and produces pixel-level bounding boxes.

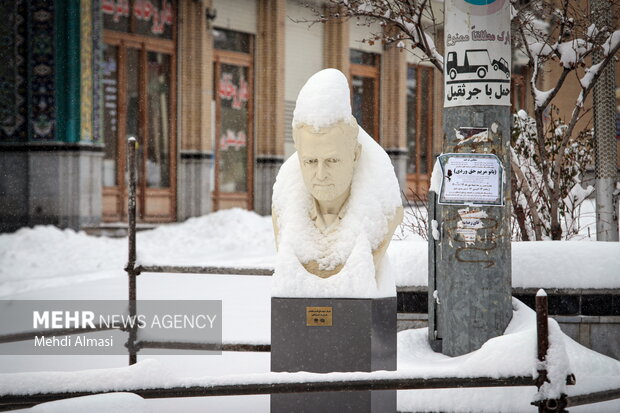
[447,50,510,80]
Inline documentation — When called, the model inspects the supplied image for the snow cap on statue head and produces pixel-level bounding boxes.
[292,68,358,131]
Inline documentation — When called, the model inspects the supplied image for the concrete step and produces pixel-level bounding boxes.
[82,222,156,238]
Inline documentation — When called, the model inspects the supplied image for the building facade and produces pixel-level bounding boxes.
[0,0,616,231]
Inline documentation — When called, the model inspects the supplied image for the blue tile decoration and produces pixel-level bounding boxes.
[92,0,103,143]
[28,0,56,140]
[0,0,27,142]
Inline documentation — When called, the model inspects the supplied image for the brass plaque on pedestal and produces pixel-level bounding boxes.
[306,306,333,326]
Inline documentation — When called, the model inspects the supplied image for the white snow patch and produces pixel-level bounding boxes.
[431,220,440,241]
[557,39,591,69]
[399,300,620,412]
[136,208,275,268]
[528,42,554,58]
[587,24,599,39]
[603,30,620,56]
[580,61,603,90]
[391,240,620,289]
[291,68,355,130]
[534,87,553,108]
[429,157,443,194]
[0,209,275,297]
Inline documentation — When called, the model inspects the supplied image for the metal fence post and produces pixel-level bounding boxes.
[535,290,549,391]
[534,289,569,413]
[125,137,138,365]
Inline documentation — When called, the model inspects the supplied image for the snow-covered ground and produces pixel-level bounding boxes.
[1,203,618,298]
[1,207,619,412]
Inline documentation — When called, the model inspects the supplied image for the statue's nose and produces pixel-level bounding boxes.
[316,162,327,180]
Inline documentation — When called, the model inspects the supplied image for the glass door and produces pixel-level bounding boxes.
[102,36,176,222]
[212,30,254,211]
[406,64,434,198]
[101,1,176,223]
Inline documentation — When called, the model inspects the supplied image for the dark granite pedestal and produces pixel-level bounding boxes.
[271,297,397,413]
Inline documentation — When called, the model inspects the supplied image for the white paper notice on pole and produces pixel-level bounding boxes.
[438,153,504,206]
[444,0,511,107]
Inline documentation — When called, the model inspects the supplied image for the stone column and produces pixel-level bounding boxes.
[177,0,215,221]
[254,0,286,215]
[323,5,350,79]
[380,27,408,195]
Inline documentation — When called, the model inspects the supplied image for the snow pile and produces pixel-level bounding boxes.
[136,208,275,268]
[390,240,620,289]
[397,300,569,380]
[272,127,402,298]
[0,209,274,297]
[29,393,146,413]
[511,241,620,289]
[397,299,620,412]
[291,69,355,130]
[0,226,125,297]
[0,358,171,396]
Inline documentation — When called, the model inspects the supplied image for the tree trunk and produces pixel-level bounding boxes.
[549,192,562,240]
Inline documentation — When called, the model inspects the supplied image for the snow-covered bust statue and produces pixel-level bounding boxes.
[271,69,403,298]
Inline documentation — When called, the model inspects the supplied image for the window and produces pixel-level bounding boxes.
[350,50,380,140]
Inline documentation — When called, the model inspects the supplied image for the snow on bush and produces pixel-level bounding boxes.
[511,110,593,241]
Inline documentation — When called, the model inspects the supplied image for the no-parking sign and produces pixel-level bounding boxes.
[444,0,511,107]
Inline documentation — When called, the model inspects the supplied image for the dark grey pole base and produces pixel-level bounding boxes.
[271,297,397,413]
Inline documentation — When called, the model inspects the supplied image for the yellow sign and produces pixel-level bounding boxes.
[306,306,332,326]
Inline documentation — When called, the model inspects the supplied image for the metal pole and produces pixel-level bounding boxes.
[435,1,513,356]
[592,0,619,242]
[427,190,441,352]
[125,137,138,365]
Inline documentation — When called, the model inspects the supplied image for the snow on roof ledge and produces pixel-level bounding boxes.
[536,288,547,297]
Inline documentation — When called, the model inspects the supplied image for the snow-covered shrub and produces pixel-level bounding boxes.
[511,109,593,241]
[396,190,429,241]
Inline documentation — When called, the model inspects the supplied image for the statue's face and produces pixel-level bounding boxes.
[294,122,360,202]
